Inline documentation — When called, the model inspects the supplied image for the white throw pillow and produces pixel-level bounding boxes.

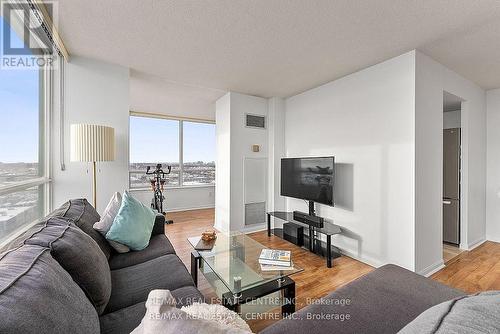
[181,303,252,332]
[132,290,252,334]
[93,192,130,253]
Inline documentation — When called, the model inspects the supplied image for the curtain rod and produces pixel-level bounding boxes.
[31,0,70,60]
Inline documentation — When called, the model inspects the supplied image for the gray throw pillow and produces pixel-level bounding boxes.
[0,244,100,334]
[398,291,500,333]
[25,217,112,315]
[53,199,112,259]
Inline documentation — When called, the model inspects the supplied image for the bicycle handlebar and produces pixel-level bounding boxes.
[145,164,172,177]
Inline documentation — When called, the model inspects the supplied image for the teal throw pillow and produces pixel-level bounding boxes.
[106,191,156,251]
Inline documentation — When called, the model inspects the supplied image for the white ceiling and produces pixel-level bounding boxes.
[54,0,500,98]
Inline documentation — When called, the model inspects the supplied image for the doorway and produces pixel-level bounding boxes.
[442,92,464,263]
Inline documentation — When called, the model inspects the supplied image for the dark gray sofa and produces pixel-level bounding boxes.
[0,199,203,334]
[261,264,466,334]
[1,198,470,334]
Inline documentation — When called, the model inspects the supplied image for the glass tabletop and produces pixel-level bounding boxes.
[188,232,303,294]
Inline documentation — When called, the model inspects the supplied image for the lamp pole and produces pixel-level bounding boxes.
[92,161,97,209]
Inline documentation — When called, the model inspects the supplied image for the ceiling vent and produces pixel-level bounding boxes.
[246,114,266,129]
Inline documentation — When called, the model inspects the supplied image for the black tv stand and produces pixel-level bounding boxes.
[267,211,342,268]
[308,200,315,216]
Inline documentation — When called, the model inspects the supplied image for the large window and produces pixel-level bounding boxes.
[129,114,215,188]
[129,116,180,188]
[0,16,50,244]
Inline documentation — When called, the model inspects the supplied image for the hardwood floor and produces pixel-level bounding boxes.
[165,208,500,331]
[166,209,219,302]
[443,243,464,263]
[247,231,373,332]
[432,241,500,293]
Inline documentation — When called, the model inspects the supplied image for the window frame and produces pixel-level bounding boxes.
[129,111,215,190]
[0,55,53,246]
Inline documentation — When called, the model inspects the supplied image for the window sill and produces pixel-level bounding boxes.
[129,184,215,192]
[0,219,40,249]
[0,177,51,196]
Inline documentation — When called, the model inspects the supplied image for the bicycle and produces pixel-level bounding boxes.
[146,164,171,216]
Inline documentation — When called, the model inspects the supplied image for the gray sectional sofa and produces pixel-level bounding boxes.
[261,264,466,334]
[1,198,482,334]
[0,199,203,334]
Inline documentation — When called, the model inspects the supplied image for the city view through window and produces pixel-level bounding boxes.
[0,16,44,242]
[129,116,215,188]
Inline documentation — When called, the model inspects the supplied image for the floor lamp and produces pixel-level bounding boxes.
[70,124,115,210]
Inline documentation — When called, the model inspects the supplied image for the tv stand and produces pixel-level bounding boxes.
[267,211,342,268]
[308,200,315,216]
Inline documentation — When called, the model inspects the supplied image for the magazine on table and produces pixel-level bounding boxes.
[260,261,295,271]
[258,249,291,266]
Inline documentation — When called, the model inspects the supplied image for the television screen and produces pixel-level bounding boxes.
[281,157,335,206]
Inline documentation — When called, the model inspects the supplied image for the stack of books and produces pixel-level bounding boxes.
[258,249,295,271]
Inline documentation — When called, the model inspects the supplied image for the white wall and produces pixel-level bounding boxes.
[230,93,269,232]
[486,88,500,242]
[215,92,269,232]
[444,110,461,129]
[52,57,130,213]
[214,93,231,232]
[267,97,286,212]
[285,52,416,270]
[414,51,487,275]
[281,50,487,273]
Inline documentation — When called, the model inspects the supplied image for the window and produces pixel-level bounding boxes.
[182,121,216,185]
[0,16,50,244]
[129,116,180,188]
[129,114,215,188]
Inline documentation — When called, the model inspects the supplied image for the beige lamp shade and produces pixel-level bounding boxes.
[70,124,115,162]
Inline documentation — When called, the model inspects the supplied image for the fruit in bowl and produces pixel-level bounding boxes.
[201,230,217,241]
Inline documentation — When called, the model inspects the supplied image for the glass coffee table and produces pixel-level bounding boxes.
[188,233,302,315]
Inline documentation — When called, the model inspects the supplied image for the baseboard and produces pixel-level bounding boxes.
[166,205,215,213]
[339,248,384,269]
[486,236,500,244]
[418,260,445,277]
[240,224,267,234]
[213,222,229,234]
[467,238,486,251]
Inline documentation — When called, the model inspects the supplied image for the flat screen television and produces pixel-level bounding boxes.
[281,156,335,206]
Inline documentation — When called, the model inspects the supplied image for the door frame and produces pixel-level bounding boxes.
[458,100,468,250]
